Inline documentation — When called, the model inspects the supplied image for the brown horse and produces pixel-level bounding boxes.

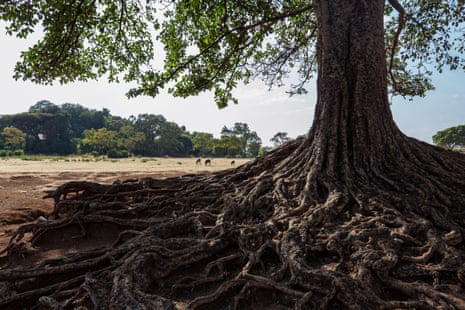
[205,159,211,166]
[195,158,202,166]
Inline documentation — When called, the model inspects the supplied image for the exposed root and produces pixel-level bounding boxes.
[1,136,465,309]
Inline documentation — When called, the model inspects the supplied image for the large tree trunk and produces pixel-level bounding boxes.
[2,1,465,309]
[312,0,399,168]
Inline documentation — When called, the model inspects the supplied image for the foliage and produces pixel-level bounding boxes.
[81,128,118,155]
[132,113,167,156]
[60,103,111,138]
[0,149,24,157]
[0,101,263,157]
[385,1,465,98]
[176,134,194,156]
[212,135,242,157]
[192,132,215,156]
[221,122,262,157]
[13,149,24,156]
[107,149,130,158]
[0,111,75,155]
[116,125,146,154]
[154,122,192,156]
[270,131,291,148]
[258,145,273,157]
[0,0,156,85]
[1,126,26,150]
[2,1,464,105]
[28,100,61,114]
[433,125,465,149]
[190,124,262,158]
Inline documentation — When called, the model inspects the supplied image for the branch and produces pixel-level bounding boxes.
[155,4,314,89]
[387,0,405,93]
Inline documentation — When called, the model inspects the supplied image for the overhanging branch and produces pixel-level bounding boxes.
[149,4,314,92]
[387,0,405,93]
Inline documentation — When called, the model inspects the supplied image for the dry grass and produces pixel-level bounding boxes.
[0,156,250,251]
[0,156,250,173]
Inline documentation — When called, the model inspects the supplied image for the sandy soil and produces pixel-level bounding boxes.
[0,156,246,173]
[0,157,249,251]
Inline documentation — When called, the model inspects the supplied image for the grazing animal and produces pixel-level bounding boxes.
[195,158,202,166]
[230,160,235,167]
[205,159,211,166]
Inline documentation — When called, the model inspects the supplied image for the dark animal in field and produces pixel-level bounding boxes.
[205,159,211,166]
[230,160,235,167]
[195,158,202,166]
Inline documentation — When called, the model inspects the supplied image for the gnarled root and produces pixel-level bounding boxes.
[1,136,465,309]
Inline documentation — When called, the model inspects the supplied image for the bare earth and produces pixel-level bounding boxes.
[0,157,249,251]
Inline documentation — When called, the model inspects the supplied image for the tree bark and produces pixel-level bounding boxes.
[312,0,399,172]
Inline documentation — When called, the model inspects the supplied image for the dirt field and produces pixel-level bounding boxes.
[0,157,249,251]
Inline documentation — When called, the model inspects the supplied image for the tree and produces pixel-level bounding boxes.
[192,132,215,156]
[81,128,118,155]
[258,145,273,157]
[133,113,167,156]
[155,121,189,156]
[105,115,132,133]
[0,111,75,155]
[221,122,262,157]
[176,134,194,156]
[246,138,261,157]
[0,126,26,150]
[270,131,291,148]
[28,100,60,114]
[116,124,146,155]
[433,125,465,149]
[60,103,89,138]
[213,135,242,157]
[2,1,465,309]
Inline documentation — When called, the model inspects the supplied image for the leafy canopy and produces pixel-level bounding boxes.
[270,132,291,148]
[433,125,465,149]
[1,126,26,150]
[1,1,464,107]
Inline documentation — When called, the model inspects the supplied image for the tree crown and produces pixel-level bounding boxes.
[433,124,465,149]
[1,1,464,107]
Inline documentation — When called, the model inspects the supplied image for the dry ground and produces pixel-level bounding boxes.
[0,157,249,252]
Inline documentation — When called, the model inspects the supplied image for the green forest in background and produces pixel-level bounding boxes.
[0,100,292,158]
[1,99,462,158]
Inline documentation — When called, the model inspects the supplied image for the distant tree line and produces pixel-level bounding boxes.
[0,100,291,158]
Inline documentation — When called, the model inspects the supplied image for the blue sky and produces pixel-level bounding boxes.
[391,69,465,143]
[1,24,464,146]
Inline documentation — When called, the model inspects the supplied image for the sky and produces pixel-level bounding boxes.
[1,25,464,146]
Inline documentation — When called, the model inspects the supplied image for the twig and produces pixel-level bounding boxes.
[388,0,406,93]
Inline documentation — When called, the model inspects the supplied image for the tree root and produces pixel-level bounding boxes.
[1,136,465,309]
